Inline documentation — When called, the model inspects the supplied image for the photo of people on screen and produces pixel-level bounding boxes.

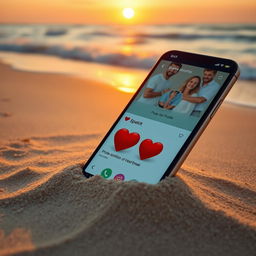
[138,62,182,105]
[158,76,201,115]
[185,69,220,117]
[137,63,221,118]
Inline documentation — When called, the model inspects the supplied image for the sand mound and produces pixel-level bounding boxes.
[0,135,256,256]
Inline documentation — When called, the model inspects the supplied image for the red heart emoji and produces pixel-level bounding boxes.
[139,139,163,160]
[114,128,140,151]
[125,117,130,121]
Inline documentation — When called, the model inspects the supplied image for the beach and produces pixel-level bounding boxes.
[0,61,256,255]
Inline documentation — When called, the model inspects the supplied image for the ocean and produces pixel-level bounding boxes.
[0,23,255,106]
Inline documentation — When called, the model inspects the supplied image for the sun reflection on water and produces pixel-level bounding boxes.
[0,52,147,94]
[110,72,142,93]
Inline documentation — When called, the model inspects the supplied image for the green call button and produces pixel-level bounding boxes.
[101,168,112,179]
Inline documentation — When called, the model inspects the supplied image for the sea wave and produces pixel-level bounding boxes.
[0,42,255,81]
[0,43,155,69]
[135,32,256,42]
[195,24,256,31]
[45,29,68,36]
[0,24,255,81]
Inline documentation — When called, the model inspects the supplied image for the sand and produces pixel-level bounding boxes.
[0,62,256,255]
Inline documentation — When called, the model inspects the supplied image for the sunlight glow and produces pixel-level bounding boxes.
[122,8,135,19]
[118,87,136,93]
[111,73,139,93]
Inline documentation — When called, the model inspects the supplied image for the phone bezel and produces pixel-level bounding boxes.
[82,50,239,181]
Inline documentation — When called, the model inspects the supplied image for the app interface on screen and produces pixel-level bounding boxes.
[84,60,230,184]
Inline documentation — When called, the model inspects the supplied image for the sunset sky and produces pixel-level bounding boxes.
[1,0,256,24]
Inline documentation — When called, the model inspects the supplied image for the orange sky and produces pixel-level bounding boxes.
[1,0,256,24]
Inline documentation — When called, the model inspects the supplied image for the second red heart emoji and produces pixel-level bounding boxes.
[114,128,140,151]
[125,116,130,121]
[139,139,163,160]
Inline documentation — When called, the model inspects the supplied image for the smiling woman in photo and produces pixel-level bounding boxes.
[158,76,201,113]
[173,76,201,114]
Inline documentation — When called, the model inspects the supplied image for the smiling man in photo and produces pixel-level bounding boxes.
[138,62,182,105]
[183,69,220,117]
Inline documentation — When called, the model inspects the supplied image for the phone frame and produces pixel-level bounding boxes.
[82,50,240,182]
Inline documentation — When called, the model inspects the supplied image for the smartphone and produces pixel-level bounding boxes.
[83,50,240,184]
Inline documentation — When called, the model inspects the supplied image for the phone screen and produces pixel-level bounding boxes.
[83,52,237,184]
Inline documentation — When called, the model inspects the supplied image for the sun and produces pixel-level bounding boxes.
[122,8,135,19]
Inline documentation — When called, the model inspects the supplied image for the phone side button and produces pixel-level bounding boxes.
[210,100,223,119]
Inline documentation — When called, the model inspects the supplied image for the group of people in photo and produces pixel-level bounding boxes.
[138,62,220,117]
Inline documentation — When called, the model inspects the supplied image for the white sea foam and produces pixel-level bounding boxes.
[0,24,256,80]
